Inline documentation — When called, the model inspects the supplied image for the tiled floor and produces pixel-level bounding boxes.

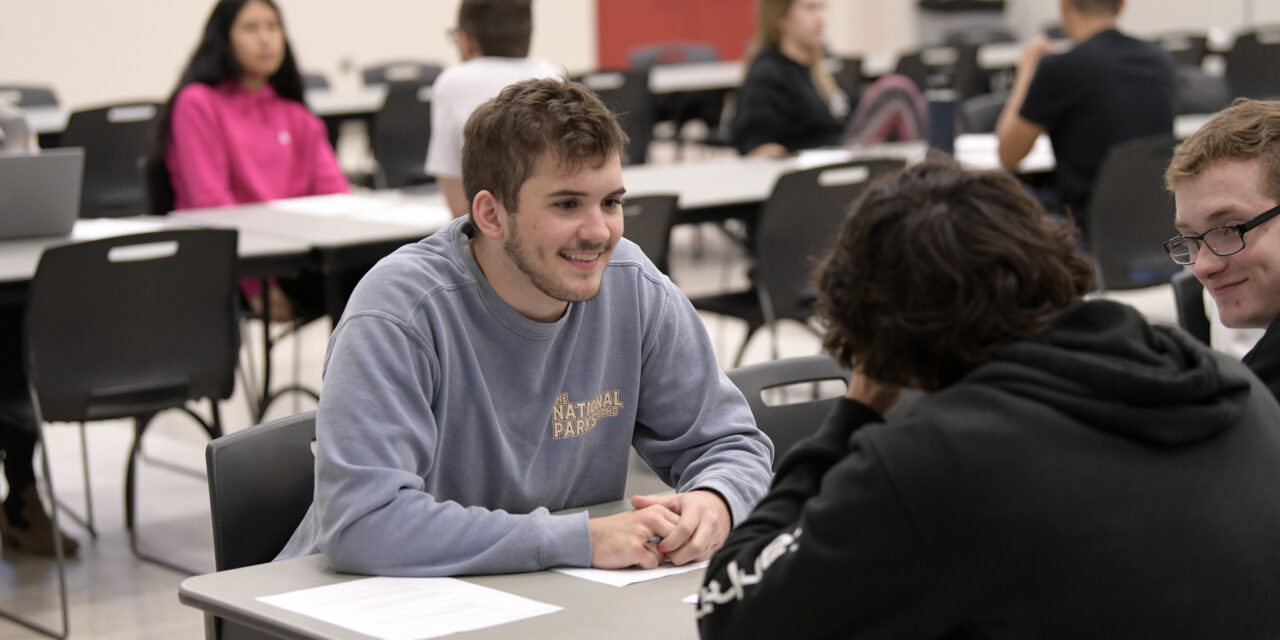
[0,201,1180,638]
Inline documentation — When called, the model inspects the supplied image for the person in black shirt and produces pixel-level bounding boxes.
[697,156,1280,639]
[996,0,1174,234]
[731,0,924,157]
[1165,98,1280,401]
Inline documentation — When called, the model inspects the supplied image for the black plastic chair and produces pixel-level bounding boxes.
[959,91,1007,133]
[1172,270,1211,345]
[1225,27,1280,100]
[361,60,444,87]
[581,69,654,166]
[621,194,678,274]
[1158,32,1210,67]
[1086,133,1182,291]
[59,101,161,218]
[727,355,849,470]
[0,84,59,108]
[204,411,315,640]
[370,83,432,189]
[690,159,906,365]
[16,229,240,638]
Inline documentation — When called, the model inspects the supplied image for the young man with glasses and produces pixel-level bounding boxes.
[426,0,561,218]
[1165,98,1280,400]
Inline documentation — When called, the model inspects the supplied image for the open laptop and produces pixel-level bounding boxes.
[0,147,84,240]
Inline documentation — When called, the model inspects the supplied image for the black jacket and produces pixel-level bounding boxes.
[731,48,845,155]
[699,300,1280,639]
[1243,316,1280,402]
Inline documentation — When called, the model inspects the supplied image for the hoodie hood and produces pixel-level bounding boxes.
[965,300,1252,447]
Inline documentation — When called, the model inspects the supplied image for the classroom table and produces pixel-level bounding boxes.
[178,499,705,640]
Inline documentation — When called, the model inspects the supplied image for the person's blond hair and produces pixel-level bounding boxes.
[1165,98,1280,200]
[748,0,842,104]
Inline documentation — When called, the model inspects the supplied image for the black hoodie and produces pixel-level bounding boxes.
[699,300,1280,640]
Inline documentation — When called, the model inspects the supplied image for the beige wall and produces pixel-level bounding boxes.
[5,0,1278,111]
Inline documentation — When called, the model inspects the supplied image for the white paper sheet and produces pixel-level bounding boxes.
[551,561,708,588]
[257,577,561,640]
[267,193,396,217]
[682,593,698,604]
[71,218,169,240]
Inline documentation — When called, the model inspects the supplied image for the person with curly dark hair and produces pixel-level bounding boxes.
[697,157,1280,639]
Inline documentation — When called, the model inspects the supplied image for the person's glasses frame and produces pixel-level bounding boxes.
[1163,203,1280,265]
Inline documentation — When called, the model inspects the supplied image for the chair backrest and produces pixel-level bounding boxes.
[301,72,330,90]
[621,194,678,274]
[581,69,654,166]
[362,61,444,87]
[59,101,161,218]
[1086,133,1182,290]
[1225,27,1280,100]
[24,229,240,422]
[628,42,719,69]
[728,355,850,469]
[754,159,907,323]
[371,84,432,189]
[206,411,317,571]
[1171,269,1210,344]
[0,84,59,108]
[959,91,1007,133]
[1158,32,1209,67]
[1173,65,1231,116]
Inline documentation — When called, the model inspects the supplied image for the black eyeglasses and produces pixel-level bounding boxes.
[1163,203,1280,265]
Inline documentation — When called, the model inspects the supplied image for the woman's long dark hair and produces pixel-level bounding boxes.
[146,0,306,213]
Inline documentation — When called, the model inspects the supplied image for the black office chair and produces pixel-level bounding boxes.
[835,57,864,97]
[1086,133,1182,291]
[370,83,432,189]
[1171,270,1211,345]
[1173,65,1231,116]
[628,42,722,159]
[690,159,906,366]
[59,101,161,218]
[205,411,316,640]
[727,355,849,470]
[621,194,678,275]
[1225,26,1280,100]
[581,69,654,166]
[14,229,240,638]
[0,84,59,108]
[361,60,444,87]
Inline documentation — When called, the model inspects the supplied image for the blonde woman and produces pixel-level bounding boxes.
[732,0,924,157]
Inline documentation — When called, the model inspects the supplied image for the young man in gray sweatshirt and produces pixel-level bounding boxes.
[278,78,774,576]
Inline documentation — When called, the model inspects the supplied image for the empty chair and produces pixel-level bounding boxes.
[1086,133,1182,290]
[361,60,444,87]
[580,69,654,165]
[370,84,432,189]
[59,101,161,218]
[0,84,59,108]
[14,229,240,638]
[205,411,316,639]
[1225,27,1280,100]
[1158,32,1210,67]
[621,194,678,274]
[959,91,1008,133]
[727,355,849,470]
[690,159,906,365]
[1171,269,1210,344]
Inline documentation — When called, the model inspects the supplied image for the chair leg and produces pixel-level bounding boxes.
[0,402,72,638]
[50,422,99,538]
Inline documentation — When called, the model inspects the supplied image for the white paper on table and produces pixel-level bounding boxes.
[551,560,708,587]
[682,593,699,604]
[257,577,561,640]
[71,218,169,240]
[349,202,453,229]
[267,193,395,217]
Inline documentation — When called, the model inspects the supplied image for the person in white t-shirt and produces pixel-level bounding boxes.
[426,0,562,218]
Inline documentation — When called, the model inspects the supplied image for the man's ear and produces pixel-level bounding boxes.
[470,190,506,240]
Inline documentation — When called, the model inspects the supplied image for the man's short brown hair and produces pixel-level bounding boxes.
[815,157,1095,391]
[1166,98,1280,201]
[458,0,533,58]
[462,78,627,211]
[1068,0,1122,16]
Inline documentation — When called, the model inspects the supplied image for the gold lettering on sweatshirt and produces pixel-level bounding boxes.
[551,390,623,439]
